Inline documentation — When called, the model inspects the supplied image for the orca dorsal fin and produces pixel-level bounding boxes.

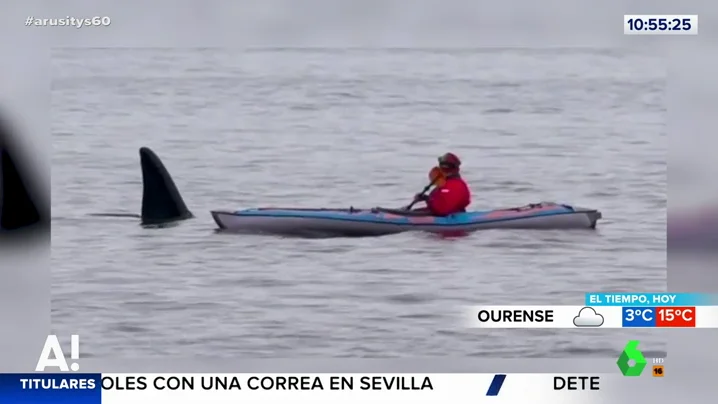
[139,147,193,225]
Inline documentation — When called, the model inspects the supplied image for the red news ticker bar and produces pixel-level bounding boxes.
[656,306,696,327]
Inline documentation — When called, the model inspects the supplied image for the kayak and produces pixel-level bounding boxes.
[210,202,602,237]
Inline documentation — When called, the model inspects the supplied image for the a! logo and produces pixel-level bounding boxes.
[35,335,80,371]
[617,340,647,376]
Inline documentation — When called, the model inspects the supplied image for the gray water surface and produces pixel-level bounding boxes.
[51,48,666,358]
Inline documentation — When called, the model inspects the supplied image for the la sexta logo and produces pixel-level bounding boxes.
[36,335,80,371]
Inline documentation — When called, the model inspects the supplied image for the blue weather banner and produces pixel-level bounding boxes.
[0,373,101,404]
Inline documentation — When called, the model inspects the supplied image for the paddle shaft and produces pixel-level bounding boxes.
[405,180,437,210]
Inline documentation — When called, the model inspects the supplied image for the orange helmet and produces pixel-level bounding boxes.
[438,153,461,170]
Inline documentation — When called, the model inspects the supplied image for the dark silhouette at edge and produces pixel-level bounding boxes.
[1,148,41,230]
[0,114,48,236]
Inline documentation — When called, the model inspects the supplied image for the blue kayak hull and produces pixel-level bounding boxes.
[210,202,602,237]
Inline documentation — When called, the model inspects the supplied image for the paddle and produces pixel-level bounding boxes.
[404,166,444,210]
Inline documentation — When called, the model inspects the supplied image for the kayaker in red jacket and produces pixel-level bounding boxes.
[413,153,471,216]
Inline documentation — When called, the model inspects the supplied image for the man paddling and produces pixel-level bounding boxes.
[411,153,471,216]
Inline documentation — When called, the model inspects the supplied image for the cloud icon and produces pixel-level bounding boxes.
[573,307,604,327]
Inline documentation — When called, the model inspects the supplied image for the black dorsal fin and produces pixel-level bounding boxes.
[139,147,193,225]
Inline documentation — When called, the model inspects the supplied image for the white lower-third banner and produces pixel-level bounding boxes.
[5,373,617,403]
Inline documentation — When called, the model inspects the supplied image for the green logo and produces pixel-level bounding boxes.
[617,340,647,376]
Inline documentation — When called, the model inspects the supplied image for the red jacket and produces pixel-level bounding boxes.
[426,176,471,216]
